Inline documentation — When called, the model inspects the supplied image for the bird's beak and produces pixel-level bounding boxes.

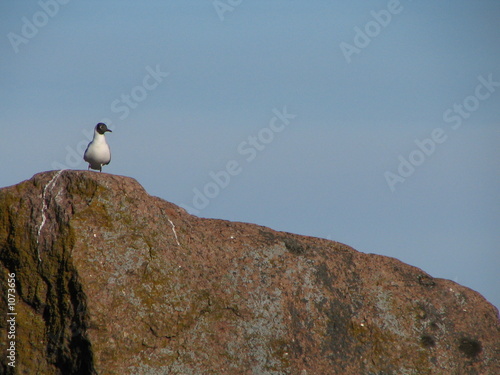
[106,129,112,132]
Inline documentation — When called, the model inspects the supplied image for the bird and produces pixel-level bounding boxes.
[84,123,112,172]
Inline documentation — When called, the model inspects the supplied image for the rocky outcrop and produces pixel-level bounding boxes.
[0,170,498,374]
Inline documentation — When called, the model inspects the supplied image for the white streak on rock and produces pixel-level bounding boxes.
[168,218,181,246]
[36,170,65,261]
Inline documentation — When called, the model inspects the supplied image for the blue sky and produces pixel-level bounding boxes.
[1,1,499,308]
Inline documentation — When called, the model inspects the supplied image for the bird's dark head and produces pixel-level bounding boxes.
[96,123,112,134]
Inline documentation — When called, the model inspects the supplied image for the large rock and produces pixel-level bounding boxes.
[0,170,498,374]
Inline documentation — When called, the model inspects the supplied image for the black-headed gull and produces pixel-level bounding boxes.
[84,123,112,172]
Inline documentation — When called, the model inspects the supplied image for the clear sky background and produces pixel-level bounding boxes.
[1,1,499,308]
